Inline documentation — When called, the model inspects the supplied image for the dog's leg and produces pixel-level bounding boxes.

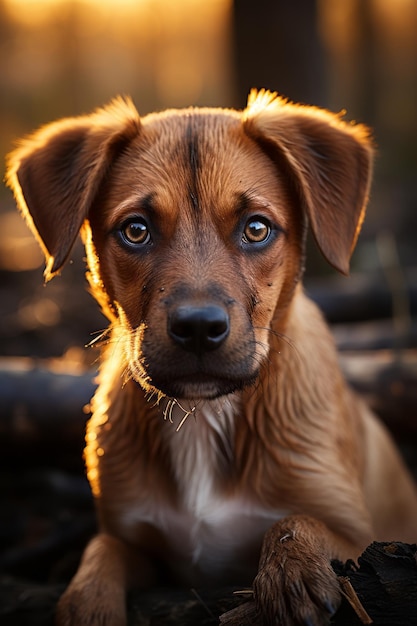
[253,515,364,626]
[55,533,154,626]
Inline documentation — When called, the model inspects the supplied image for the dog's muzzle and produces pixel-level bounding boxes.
[138,298,259,400]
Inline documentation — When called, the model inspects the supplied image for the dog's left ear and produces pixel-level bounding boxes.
[243,90,373,275]
[6,97,140,281]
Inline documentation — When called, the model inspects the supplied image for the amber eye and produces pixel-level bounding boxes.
[242,217,271,244]
[120,218,151,246]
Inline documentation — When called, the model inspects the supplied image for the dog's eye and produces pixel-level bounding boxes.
[120,218,151,246]
[242,218,271,245]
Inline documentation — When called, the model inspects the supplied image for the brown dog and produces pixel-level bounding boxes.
[6,90,417,625]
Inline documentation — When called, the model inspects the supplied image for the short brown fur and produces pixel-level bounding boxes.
[6,90,417,625]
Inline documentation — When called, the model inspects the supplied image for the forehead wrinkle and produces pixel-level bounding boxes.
[185,115,201,213]
[186,116,200,174]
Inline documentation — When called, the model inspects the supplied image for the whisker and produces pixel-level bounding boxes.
[168,399,176,423]
[164,399,175,424]
[176,405,195,431]
[254,325,297,350]
[122,365,133,386]
[160,397,197,430]
[146,389,163,408]
[253,325,301,364]
[86,327,111,348]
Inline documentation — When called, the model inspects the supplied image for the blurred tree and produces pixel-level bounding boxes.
[232,0,327,107]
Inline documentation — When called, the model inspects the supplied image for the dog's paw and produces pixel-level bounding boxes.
[253,516,341,626]
[55,582,127,626]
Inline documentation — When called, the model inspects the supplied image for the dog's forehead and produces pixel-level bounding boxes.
[139,109,251,176]
[141,107,240,145]
[111,108,283,218]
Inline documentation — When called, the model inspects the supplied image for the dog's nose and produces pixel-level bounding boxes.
[168,305,230,354]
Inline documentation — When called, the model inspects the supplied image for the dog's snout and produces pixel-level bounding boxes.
[168,305,230,355]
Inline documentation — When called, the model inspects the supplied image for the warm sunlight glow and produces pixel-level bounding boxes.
[5,0,229,26]
[3,0,233,108]
[6,0,141,9]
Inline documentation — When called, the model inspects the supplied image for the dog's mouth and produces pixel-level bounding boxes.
[127,310,262,400]
[146,371,258,401]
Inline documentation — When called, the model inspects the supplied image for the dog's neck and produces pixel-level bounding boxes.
[159,396,239,516]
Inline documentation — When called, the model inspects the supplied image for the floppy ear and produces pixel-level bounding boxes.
[6,97,141,281]
[243,90,373,275]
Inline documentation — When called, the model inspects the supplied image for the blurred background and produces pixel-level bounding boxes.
[0,0,416,359]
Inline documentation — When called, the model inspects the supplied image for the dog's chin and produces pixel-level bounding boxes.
[145,372,259,401]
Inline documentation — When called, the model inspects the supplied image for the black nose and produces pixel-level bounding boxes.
[168,304,230,355]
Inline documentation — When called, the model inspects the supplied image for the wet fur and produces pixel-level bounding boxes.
[6,90,417,625]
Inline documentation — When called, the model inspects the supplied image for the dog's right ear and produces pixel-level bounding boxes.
[6,98,140,281]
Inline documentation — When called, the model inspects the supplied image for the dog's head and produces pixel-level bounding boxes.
[6,90,373,400]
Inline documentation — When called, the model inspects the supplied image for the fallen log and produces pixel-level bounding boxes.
[307,267,417,324]
[0,350,416,469]
[333,318,417,351]
[0,357,94,470]
[339,351,417,441]
[1,542,417,626]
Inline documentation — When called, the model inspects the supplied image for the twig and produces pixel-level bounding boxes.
[338,575,373,624]
[190,588,217,622]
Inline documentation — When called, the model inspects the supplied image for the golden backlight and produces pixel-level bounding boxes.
[4,0,231,29]
[3,0,233,109]
[6,0,182,21]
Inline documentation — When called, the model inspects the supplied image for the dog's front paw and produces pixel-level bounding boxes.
[253,516,341,626]
[55,582,126,626]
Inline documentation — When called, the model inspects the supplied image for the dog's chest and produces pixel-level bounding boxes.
[154,400,282,579]
[121,399,284,584]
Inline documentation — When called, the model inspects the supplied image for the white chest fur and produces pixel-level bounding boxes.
[165,397,236,517]
[153,398,286,581]
[120,397,286,583]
